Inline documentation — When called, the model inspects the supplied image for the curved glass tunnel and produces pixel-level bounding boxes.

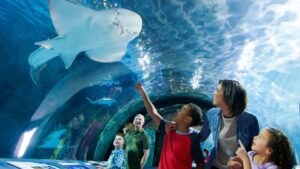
[0,0,300,166]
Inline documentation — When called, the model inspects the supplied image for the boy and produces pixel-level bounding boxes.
[135,82,204,169]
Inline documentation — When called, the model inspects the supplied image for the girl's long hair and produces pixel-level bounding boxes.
[267,128,294,169]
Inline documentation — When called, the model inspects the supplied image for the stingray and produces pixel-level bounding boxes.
[28,0,142,83]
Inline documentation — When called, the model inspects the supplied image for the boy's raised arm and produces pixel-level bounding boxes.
[135,82,162,126]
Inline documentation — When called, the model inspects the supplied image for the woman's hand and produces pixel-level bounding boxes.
[228,156,243,169]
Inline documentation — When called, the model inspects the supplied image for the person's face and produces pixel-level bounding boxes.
[113,135,125,149]
[78,114,85,123]
[133,115,145,129]
[251,129,271,155]
[173,104,191,125]
[72,114,84,129]
[213,84,224,106]
[72,116,80,129]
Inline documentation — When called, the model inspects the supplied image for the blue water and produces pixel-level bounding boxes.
[0,0,299,162]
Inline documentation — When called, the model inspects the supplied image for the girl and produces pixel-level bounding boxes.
[228,128,294,169]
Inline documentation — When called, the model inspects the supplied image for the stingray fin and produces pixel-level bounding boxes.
[30,64,47,86]
[28,47,59,69]
[48,0,96,35]
[34,36,64,48]
[59,52,78,69]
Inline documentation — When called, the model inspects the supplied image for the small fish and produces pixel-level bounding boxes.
[86,97,116,106]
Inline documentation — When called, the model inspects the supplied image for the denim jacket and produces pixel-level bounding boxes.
[200,108,259,169]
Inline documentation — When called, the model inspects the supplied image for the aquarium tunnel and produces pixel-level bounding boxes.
[0,0,299,168]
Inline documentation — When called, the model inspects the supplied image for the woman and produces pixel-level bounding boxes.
[201,80,259,169]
